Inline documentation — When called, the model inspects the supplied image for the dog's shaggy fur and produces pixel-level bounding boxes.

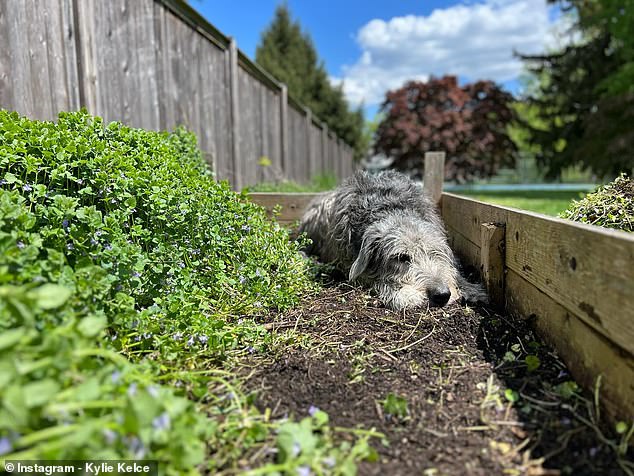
[298,170,487,310]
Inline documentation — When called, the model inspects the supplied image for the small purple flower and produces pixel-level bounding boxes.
[308,405,320,417]
[16,241,25,249]
[323,457,336,468]
[292,441,301,457]
[77,178,84,185]
[23,184,32,192]
[126,436,146,459]
[143,332,152,339]
[66,242,75,250]
[90,238,98,246]
[62,219,69,230]
[179,262,186,268]
[255,269,262,277]
[0,179,7,186]
[0,437,12,455]
[198,335,208,345]
[111,370,122,383]
[147,385,159,398]
[296,466,311,476]
[110,333,118,341]
[127,383,138,397]
[152,412,170,431]
[102,428,117,445]
[134,335,141,342]
[95,230,103,237]
[104,243,113,251]
[186,336,195,347]
[172,332,182,341]
[241,225,251,232]
[132,271,141,278]
[589,447,599,458]
[239,276,246,284]
[247,346,255,354]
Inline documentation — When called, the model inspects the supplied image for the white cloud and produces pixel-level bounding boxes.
[337,0,573,108]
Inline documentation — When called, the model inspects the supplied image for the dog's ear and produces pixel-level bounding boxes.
[349,227,379,281]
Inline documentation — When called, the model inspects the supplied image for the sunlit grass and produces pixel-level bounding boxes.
[453,190,589,216]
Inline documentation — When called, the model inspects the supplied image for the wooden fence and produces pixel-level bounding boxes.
[249,153,634,422]
[0,0,355,188]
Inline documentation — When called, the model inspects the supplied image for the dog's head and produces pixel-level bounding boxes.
[349,213,460,310]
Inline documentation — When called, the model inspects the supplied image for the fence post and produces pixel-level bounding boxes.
[228,38,241,189]
[279,84,289,181]
[423,151,445,206]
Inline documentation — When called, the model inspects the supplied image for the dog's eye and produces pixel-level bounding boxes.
[395,253,411,264]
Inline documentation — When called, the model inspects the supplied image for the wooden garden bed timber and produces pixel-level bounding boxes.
[441,193,634,422]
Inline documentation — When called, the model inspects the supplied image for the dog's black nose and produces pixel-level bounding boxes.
[428,286,451,307]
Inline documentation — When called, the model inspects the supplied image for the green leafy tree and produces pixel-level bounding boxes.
[519,1,634,179]
[256,4,366,160]
[572,0,634,96]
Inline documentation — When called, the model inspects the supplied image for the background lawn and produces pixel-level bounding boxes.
[450,189,590,216]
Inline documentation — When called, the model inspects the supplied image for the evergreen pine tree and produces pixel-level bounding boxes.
[256,4,366,160]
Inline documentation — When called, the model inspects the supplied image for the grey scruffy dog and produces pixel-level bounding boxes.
[298,170,487,310]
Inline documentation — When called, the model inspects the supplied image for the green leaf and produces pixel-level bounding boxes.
[525,355,541,372]
[0,327,26,351]
[28,284,72,309]
[382,393,409,419]
[504,389,520,403]
[311,409,329,427]
[554,381,579,399]
[616,421,629,434]
[4,172,18,184]
[24,379,60,408]
[77,314,107,337]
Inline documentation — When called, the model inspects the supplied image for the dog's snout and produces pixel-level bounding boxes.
[428,286,451,307]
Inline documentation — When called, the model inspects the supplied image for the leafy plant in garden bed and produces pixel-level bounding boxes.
[561,174,633,231]
[0,110,374,474]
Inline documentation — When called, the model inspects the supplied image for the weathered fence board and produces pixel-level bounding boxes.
[0,0,355,188]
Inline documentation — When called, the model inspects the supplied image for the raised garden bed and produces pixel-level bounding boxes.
[247,154,634,474]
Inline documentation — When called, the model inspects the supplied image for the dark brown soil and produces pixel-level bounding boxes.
[243,283,632,475]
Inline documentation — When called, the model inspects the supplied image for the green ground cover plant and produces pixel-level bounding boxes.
[248,173,337,193]
[560,174,633,232]
[0,110,374,474]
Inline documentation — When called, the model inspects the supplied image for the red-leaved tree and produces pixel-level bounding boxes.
[374,76,518,182]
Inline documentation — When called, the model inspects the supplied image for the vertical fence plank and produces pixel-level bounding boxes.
[228,37,241,189]
[280,84,289,179]
[424,151,445,206]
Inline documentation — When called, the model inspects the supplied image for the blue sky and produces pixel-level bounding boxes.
[192,0,570,119]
